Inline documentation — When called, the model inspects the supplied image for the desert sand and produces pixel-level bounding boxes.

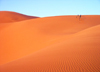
[0,11,100,72]
[0,11,39,23]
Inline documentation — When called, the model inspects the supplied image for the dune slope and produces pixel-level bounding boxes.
[0,25,100,72]
[0,15,100,65]
[0,15,100,72]
[0,11,39,23]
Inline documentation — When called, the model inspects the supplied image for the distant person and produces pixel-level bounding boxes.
[80,15,81,18]
[79,15,81,20]
[76,15,79,18]
[76,15,81,20]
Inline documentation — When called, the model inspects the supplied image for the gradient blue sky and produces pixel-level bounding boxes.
[0,0,100,17]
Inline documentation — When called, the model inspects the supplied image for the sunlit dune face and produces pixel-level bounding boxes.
[0,13,100,72]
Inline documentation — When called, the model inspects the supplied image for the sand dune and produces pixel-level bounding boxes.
[0,25,100,72]
[0,11,39,23]
[0,13,100,72]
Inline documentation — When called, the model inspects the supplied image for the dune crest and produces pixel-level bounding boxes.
[0,11,39,23]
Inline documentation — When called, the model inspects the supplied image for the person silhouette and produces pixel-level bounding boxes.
[76,15,81,20]
[79,15,81,20]
[80,15,81,18]
[76,15,79,18]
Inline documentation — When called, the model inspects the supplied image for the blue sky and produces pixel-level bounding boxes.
[0,0,100,17]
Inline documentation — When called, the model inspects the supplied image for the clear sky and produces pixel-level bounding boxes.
[0,0,100,17]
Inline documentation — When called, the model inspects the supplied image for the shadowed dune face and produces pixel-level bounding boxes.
[0,11,39,23]
[0,14,100,72]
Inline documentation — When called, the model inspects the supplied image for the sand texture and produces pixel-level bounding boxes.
[0,12,100,72]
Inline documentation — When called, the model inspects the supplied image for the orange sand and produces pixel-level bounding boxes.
[0,12,100,72]
[0,11,39,23]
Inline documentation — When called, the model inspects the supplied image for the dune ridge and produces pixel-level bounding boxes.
[0,13,100,72]
[0,11,39,23]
